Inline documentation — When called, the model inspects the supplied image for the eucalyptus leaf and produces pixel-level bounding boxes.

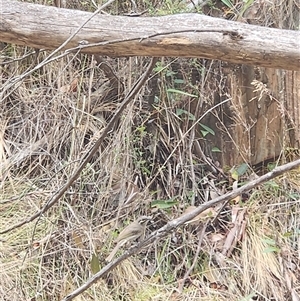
[167,88,197,98]
[90,253,100,274]
[212,147,222,153]
[199,123,215,135]
[151,199,178,209]
[236,163,249,176]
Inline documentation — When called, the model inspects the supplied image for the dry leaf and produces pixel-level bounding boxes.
[183,205,217,225]
[69,78,78,92]
[59,84,70,93]
[59,78,78,93]
[71,229,85,249]
[209,232,225,243]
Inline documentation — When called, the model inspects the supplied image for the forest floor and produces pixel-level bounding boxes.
[0,1,299,301]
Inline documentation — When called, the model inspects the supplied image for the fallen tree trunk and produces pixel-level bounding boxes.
[1,1,299,70]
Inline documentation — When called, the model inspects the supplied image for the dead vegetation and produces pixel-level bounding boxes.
[0,1,299,301]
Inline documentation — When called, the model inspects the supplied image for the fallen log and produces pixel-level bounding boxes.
[0,0,299,70]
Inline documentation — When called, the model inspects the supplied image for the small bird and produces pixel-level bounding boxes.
[105,216,151,262]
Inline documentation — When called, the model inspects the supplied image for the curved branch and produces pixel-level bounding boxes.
[61,158,300,301]
[0,57,158,235]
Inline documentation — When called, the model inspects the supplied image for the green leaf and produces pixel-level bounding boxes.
[176,108,185,116]
[188,114,196,121]
[151,199,178,209]
[176,108,195,121]
[211,147,222,153]
[199,123,215,135]
[174,79,185,84]
[240,0,255,15]
[167,88,197,98]
[154,62,164,73]
[263,246,280,253]
[265,181,280,189]
[201,130,209,137]
[236,163,249,176]
[166,70,176,77]
[283,231,292,238]
[289,193,300,200]
[220,0,234,8]
[267,162,276,171]
[231,169,239,181]
[262,238,276,245]
[261,238,280,253]
[90,253,100,274]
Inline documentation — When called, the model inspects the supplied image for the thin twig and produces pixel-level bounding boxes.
[178,221,209,293]
[61,158,300,301]
[0,0,116,100]
[144,98,230,191]
[0,57,158,235]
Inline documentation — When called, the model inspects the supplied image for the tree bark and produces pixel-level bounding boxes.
[1,0,299,71]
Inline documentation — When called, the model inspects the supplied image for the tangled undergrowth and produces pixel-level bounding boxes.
[1,1,299,301]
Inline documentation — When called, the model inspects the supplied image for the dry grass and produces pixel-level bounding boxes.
[1,1,299,301]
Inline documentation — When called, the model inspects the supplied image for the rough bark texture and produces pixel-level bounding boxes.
[217,67,300,166]
[191,0,300,167]
[0,0,299,70]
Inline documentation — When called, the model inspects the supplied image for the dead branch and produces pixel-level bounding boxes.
[0,57,158,235]
[61,158,300,301]
[1,0,299,70]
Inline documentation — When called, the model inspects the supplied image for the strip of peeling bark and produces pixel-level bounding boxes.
[0,0,299,70]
